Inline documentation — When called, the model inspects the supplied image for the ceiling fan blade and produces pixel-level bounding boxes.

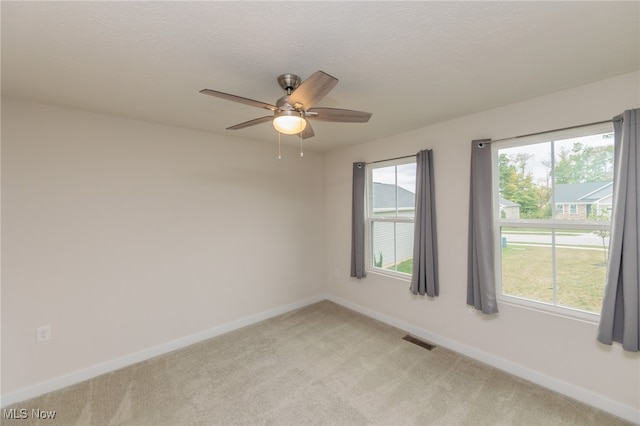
[301,120,315,139]
[306,107,372,123]
[200,89,278,112]
[288,71,338,109]
[226,116,273,130]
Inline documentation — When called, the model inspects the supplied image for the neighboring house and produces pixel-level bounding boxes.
[553,181,613,220]
[499,197,520,219]
[371,182,415,268]
[372,182,416,217]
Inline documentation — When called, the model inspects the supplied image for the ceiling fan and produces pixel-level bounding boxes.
[200,70,372,139]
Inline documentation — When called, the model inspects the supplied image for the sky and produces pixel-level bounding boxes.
[371,162,417,192]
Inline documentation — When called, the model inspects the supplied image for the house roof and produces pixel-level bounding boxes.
[554,182,613,204]
[500,198,520,208]
[372,183,415,210]
[1,2,638,151]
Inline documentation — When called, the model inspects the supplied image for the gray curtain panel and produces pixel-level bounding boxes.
[351,162,367,278]
[467,139,499,314]
[597,108,639,352]
[410,149,439,297]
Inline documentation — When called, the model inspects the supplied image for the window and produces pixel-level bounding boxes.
[493,123,614,318]
[366,158,417,278]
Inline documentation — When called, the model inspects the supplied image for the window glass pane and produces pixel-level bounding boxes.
[367,158,416,278]
[370,221,414,275]
[553,132,614,222]
[392,222,414,274]
[371,166,398,217]
[495,124,614,316]
[371,163,417,219]
[371,221,394,268]
[501,227,553,304]
[555,228,609,313]
[498,142,552,220]
[396,163,416,219]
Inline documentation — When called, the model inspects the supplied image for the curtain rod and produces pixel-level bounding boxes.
[367,154,416,165]
[483,119,614,145]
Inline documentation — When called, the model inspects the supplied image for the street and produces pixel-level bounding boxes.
[502,232,608,248]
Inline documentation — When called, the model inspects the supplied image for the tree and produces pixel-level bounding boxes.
[499,153,544,218]
[591,210,611,264]
[554,142,614,184]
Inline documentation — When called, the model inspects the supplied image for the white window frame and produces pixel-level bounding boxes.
[556,203,564,214]
[365,157,416,281]
[491,122,613,322]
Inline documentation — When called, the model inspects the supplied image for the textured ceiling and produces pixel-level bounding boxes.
[2,1,639,151]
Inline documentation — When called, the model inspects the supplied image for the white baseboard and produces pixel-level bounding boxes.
[324,294,640,425]
[1,294,325,408]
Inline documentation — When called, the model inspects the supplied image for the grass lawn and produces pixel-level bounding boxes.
[390,246,606,313]
[502,245,607,313]
[394,258,413,275]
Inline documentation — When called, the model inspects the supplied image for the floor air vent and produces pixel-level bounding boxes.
[402,335,436,351]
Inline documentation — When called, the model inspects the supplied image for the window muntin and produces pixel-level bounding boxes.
[493,123,614,318]
[366,158,417,278]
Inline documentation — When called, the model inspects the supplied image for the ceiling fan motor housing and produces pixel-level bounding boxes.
[276,95,297,113]
[277,74,301,94]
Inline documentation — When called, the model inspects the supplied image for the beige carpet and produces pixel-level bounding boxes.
[3,301,632,425]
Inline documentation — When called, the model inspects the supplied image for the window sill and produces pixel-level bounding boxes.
[367,268,412,282]
[498,295,600,324]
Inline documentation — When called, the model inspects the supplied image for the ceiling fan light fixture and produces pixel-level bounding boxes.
[273,111,306,135]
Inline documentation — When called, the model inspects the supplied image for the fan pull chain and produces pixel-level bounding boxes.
[299,119,304,158]
[300,134,304,158]
[278,132,282,160]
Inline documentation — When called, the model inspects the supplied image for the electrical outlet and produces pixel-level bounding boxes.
[37,325,51,342]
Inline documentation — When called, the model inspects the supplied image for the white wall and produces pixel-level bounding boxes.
[1,99,325,396]
[323,72,640,420]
